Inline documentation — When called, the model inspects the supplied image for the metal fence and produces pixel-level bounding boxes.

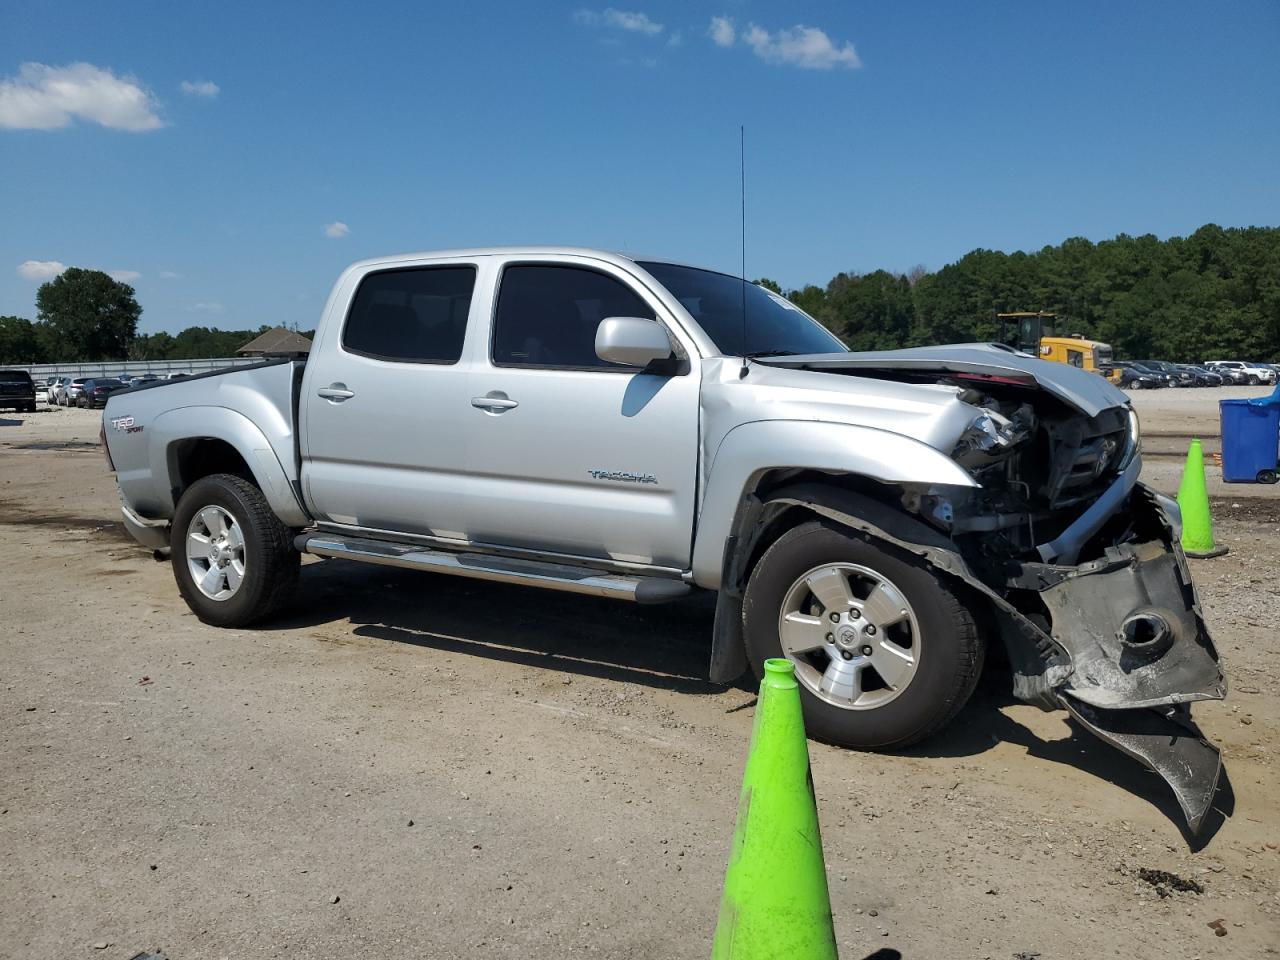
[19,357,261,380]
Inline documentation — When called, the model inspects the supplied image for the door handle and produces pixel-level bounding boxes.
[471,395,518,412]
[318,384,355,402]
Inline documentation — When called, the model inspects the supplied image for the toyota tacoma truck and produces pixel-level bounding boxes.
[102,247,1226,830]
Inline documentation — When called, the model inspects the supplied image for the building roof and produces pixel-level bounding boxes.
[237,327,312,355]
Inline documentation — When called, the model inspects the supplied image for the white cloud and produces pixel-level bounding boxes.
[180,79,219,98]
[741,24,861,70]
[188,301,224,313]
[324,221,350,238]
[575,8,663,36]
[159,270,181,279]
[109,269,141,282]
[709,16,735,47]
[667,30,684,48]
[0,62,163,131]
[17,259,67,280]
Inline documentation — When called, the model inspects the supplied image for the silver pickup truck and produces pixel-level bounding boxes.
[103,247,1225,830]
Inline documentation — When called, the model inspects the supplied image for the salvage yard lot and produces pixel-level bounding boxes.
[2,390,1278,959]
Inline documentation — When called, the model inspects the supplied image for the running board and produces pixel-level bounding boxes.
[295,532,692,604]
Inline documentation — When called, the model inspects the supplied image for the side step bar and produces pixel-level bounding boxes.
[294,532,693,604]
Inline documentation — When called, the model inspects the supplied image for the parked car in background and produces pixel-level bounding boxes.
[1107,361,1163,389]
[62,377,90,406]
[1206,360,1276,385]
[46,376,67,405]
[1248,363,1280,384]
[79,378,129,408]
[127,374,161,388]
[34,379,50,404]
[0,369,37,412]
[1123,361,1174,387]
[1134,360,1194,386]
[1174,364,1220,386]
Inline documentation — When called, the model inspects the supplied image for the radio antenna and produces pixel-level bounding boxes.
[738,124,749,379]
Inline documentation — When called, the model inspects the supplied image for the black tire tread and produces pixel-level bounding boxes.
[171,473,299,626]
[743,518,985,751]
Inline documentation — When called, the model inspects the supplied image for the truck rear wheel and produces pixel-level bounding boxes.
[171,473,299,627]
[742,519,984,750]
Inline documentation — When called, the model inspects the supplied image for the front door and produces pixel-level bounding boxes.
[463,260,700,569]
[302,262,480,539]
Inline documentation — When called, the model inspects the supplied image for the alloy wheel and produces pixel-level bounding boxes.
[185,505,247,600]
[777,562,922,710]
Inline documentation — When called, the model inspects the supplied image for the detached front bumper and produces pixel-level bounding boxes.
[1003,484,1226,832]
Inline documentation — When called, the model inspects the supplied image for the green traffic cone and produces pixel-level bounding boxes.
[712,659,838,960]
[1177,439,1228,559]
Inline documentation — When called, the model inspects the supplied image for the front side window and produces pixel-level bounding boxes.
[1067,349,1084,367]
[343,266,476,364]
[638,262,845,358]
[492,265,656,369]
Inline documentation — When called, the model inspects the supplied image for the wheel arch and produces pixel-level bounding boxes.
[147,407,308,527]
[692,419,977,590]
[707,477,1009,685]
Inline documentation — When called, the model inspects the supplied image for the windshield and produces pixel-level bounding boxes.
[638,262,845,358]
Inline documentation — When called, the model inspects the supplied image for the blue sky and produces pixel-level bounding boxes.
[2,1,1278,335]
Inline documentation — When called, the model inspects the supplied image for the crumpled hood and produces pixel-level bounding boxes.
[758,343,1129,418]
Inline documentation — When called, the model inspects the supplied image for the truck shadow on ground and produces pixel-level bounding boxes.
[271,558,737,696]
[273,559,1231,846]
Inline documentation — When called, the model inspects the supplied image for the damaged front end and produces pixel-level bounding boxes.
[771,478,1226,833]
[997,485,1226,832]
[754,351,1227,832]
[933,376,1226,832]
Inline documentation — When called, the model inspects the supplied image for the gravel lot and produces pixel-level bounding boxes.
[3,390,1278,959]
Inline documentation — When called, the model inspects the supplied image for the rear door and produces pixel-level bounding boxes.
[462,258,701,569]
[301,260,483,538]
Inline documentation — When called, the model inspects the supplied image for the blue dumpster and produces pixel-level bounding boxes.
[1219,385,1280,483]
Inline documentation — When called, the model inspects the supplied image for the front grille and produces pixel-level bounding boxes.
[1039,408,1129,508]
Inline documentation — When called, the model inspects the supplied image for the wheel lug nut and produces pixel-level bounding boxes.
[849,609,860,620]
[829,612,840,623]
[840,650,854,661]
[825,633,834,643]
[866,625,877,636]
[861,645,873,656]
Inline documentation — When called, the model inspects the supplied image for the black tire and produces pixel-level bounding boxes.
[1248,375,1259,386]
[1258,470,1278,485]
[742,519,985,750]
[170,473,299,627]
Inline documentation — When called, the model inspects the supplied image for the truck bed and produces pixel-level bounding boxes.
[105,358,306,524]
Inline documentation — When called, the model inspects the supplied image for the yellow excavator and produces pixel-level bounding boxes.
[998,311,1116,379]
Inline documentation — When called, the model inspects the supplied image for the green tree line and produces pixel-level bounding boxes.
[759,224,1280,362]
[3,224,1278,365]
[0,268,309,364]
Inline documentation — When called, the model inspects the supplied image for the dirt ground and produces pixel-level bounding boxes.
[2,389,1278,959]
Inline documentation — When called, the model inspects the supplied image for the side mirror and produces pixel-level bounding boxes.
[595,317,674,368]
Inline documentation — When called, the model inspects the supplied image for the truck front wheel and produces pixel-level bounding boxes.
[742,520,984,750]
[171,473,299,627]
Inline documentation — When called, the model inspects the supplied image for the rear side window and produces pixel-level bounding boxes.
[492,265,655,370]
[343,266,476,364]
